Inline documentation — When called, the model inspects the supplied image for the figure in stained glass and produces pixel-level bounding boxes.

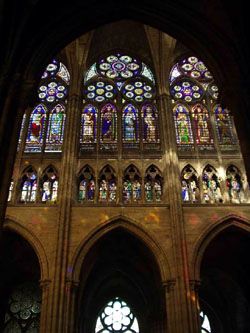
[143,104,157,142]
[45,104,65,151]
[78,166,95,202]
[154,180,162,201]
[8,181,14,202]
[202,166,222,203]
[132,180,142,201]
[214,105,234,144]
[101,104,116,142]
[123,105,138,141]
[123,180,132,202]
[174,105,193,144]
[192,104,211,144]
[79,180,87,201]
[25,105,46,151]
[20,168,37,203]
[181,166,199,203]
[99,179,108,201]
[41,168,58,203]
[145,180,153,202]
[82,105,96,142]
[109,180,117,202]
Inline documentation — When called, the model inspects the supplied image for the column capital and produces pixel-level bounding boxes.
[39,279,52,290]
[189,279,201,292]
[162,278,176,293]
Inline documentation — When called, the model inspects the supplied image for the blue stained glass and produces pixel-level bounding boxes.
[81,105,97,143]
[142,104,158,142]
[101,103,117,142]
[20,168,37,202]
[123,104,139,142]
[45,104,65,152]
[25,104,47,153]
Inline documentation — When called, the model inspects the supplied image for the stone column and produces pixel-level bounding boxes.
[163,279,177,333]
[39,279,52,332]
[65,279,79,333]
[159,93,197,333]
[189,280,201,333]
[49,92,80,332]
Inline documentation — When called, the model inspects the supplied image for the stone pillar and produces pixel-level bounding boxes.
[39,279,52,332]
[159,93,196,333]
[163,279,177,333]
[49,92,80,332]
[189,280,201,333]
[65,279,79,333]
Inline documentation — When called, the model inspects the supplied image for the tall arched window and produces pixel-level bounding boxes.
[181,165,199,203]
[95,297,139,333]
[226,165,244,203]
[98,165,117,203]
[81,52,160,155]
[202,165,222,203]
[24,59,69,153]
[123,165,142,203]
[78,165,95,202]
[40,166,58,203]
[144,165,163,202]
[169,56,237,151]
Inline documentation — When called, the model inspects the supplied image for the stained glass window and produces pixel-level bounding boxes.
[20,167,37,203]
[100,104,117,143]
[173,104,193,145]
[95,297,139,333]
[82,52,159,154]
[84,80,116,103]
[202,165,222,203]
[78,166,95,202]
[200,311,212,333]
[8,180,14,202]
[144,165,163,202]
[142,104,159,143]
[98,166,117,203]
[80,105,97,144]
[3,282,41,333]
[214,105,235,145]
[181,165,199,203]
[24,59,69,154]
[41,166,58,203]
[123,165,141,203]
[121,79,155,103]
[45,104,65,152]
[170,80,204,103]
[122,104,139,142]
[226,165,244,203]
[191,104,213,145]
[25,104,47,153]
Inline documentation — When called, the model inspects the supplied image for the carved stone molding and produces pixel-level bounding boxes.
[163,279,176,293]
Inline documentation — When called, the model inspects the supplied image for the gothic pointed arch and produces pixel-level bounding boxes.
[202,164,222,203]
[144,165,163,203]
[78,165,96,202]
[19,166,38,203]
[181,164,199,203]
[98,165,117,203]
[40,165,59,203]
[123,165,142,203]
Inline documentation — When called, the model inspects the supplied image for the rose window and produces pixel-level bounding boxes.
[170,80,204,102]
[38,81,67,102]
[95,297,139,333]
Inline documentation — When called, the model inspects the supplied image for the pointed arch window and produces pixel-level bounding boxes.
[8,180,14,202]
[202,165,222,203]
[214,105,236,145]
[181,165,199,203]
[78,165,95,202]
[95,297,139,333]
[169,55,238,152]
[41,166,58,203]
[20,167,37,203]
[226,165,244,203]
[98,165,117,203]
[81,52,161,156]
[123,165,141,203]
[144,165,163,202]
[24,59,69,153]
[200,311,212,333]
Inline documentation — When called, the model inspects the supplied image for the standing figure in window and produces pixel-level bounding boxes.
[49,105,64,143]
[82,107,95,141]
[154,180,162,201]
[215,106,234,144]
[30,106,46,143]
[144,105,156,142]
[88,180,95,201]
[202,166,222,203]
[192,104,211,144]
[123,180,132,202]
[41,167,58,203]
[124,106,136,141]
[109,180,117,202]
[101,104,116,142]
[79,179,87,201]
[145,181,153,202]
[181,180,189,201]
[132,179,141,201]
[99,179,108,201]
[174,105,193,144]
